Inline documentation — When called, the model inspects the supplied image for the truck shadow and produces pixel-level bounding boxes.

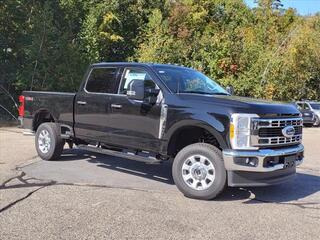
[58,148,174,185]
[217,173,320,207]
[59,149,320,205]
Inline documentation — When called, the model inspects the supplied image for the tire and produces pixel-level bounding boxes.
[313,115,320,127]
[35,122,64,160]
[304,123,313,128]
[172,143,227,200]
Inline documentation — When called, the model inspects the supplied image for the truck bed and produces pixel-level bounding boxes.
[22,91,76,130]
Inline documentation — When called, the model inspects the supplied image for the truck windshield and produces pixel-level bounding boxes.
[154,66,229,95]
[310,103,320,110]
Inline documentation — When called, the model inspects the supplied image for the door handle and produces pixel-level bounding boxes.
[77,101,87,105]
[111,104,122,109]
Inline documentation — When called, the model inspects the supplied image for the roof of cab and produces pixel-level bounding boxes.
[91,62,192,70]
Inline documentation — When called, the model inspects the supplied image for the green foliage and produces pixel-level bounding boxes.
[79,0,167,62]
[135,0,320,101]
[0,0,319,119]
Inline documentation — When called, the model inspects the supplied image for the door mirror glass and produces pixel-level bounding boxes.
[127,79,145,100]
[144,79,160,104]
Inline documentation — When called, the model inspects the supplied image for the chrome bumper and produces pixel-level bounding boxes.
[19,117,35,135]
[223,144,304,172]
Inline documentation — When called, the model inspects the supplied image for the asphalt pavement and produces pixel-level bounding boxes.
[0,127,319,240]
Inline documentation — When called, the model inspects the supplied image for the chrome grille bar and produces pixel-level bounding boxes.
[251,117,303,147]
[253,118,303,128]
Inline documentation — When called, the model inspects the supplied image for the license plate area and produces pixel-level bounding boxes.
[283,155,296,169]
[264,152,303,168]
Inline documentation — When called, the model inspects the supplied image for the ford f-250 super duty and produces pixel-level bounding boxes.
[19,62,304,200]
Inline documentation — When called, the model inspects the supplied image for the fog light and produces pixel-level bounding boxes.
[234,157,258,167]
[247,158,258,167]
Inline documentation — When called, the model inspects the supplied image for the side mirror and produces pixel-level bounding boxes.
[145,88,160,105]
[226,86,234,95]
[127,79,160,105]
[127,79,145,100]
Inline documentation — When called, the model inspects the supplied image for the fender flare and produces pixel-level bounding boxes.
[163,119,228,153]
[32,108,56,130]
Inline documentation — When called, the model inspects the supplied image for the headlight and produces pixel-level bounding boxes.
[230,113,259,150]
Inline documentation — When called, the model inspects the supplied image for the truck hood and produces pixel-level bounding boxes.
[179,94,300,117]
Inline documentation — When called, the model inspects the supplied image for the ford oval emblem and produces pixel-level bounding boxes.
[282,126,295,138]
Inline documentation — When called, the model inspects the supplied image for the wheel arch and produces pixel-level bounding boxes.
[164,120,228,157]
[32,108,56,131]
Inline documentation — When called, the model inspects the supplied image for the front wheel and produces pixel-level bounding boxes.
[313,115,320,127]
[35,122,64,160]
[172,143,227,200]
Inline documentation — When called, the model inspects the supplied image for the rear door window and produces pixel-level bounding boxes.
[85,67,118,93]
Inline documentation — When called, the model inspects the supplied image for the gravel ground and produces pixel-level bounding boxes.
[0,127,319,240]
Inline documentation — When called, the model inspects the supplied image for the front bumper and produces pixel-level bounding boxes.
[19,117,35,135]
[303,117,315,124]
[223,144,304,186]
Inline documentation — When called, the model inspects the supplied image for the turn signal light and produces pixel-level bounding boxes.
[18,95,25,117]
[230,123,235,139]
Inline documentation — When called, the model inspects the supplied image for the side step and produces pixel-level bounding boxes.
[77,144,162,164]
[23,129,35,136]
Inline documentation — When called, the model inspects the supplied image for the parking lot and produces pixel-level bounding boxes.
[0,127,319,240]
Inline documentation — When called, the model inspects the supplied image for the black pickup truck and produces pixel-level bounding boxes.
[19,62,304,200]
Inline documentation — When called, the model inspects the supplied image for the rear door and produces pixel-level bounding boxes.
[74,66,121,142]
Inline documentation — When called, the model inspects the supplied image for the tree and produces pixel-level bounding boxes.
[1,0,320,121]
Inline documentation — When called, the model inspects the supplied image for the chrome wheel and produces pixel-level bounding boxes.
[314,116,320,126]
[38,129,51,154]
[182,155,215,191]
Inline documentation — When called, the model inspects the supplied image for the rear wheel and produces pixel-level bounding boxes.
[172,143,227,200]
[35,122,64,160]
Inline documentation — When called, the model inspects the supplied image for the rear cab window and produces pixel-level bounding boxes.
[85,67,119,94]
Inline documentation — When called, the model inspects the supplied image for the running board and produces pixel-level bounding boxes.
[23,129,35,136]
[77,145,162,164]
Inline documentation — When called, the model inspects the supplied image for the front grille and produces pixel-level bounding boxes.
[252,117,303,147]
[259,126,302,137]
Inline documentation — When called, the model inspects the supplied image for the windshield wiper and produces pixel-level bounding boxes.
[180,91,213,95]
[180,91,230,96]
[211,92,230,96]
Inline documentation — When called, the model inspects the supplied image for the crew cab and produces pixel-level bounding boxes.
[19,62,304,200]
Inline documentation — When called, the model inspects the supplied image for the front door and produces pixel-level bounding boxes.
[106,67,164,152]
